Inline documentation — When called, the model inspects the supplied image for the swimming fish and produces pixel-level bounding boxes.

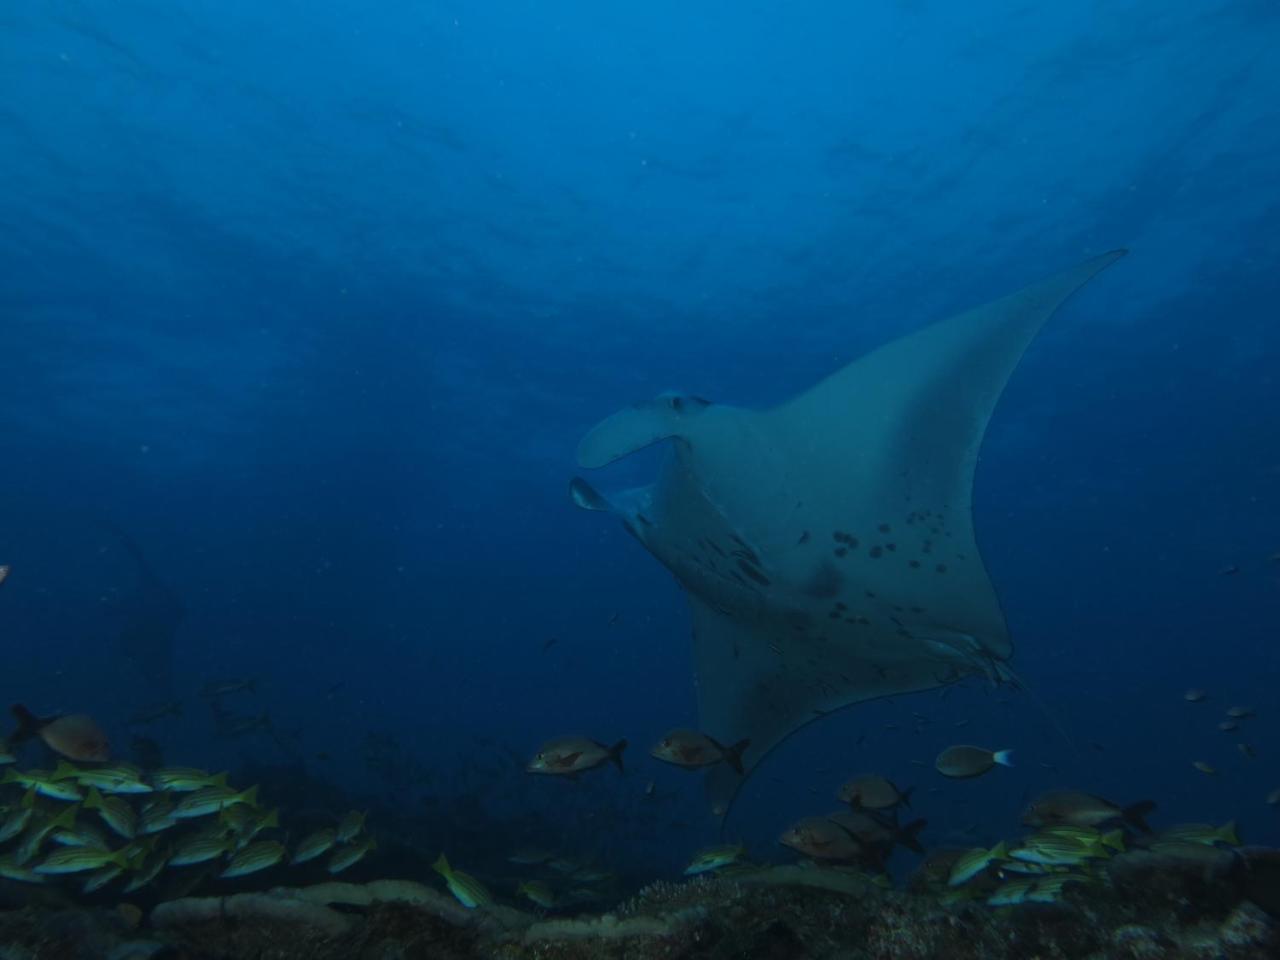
[650,730,750,774]
[948,842,1009,886]
[83,786,138,839]
[34,845,130,875]
[1192,761,1216,775]
[778,816,866,862]
[934,745,1013,779]
[151,768,229,792]
[169,831,234,866]
[200,678,257,698]
[517,879,557,909]
[292,828,337,864]
[683,843,748,875]
[1021,792,1155,832]
[837,774,912,811]
[432,853,492,907]
[10,706,109,762]
[221,840,285,878]
[327,837,376,874]
[1183,689,1207,702]
[171,784,259,820]
[54,760,151,794]
[1158,821,1239,847]
[336,810,367,843]
[1225,706,1255,719]
[526,737,627,776]
[2,769,84,802]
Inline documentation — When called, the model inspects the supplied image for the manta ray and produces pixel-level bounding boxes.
[569,250,1126,819]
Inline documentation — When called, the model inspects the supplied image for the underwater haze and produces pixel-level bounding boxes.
[1,0,1279,893]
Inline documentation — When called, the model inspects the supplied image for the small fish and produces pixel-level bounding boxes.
[1238,743,1256,759]
[948,842,1009,886]
[51,819,111,850]
[527,736,627,776]
[1036,826,1125,851]
[169,831,234,866]
[82,863,124,893]
[152,768,229,792]
[1226,706,1255,719]
[83,787,137,840]
[55,760,152,794]
[10,706,109,762]
[1021,792,1155,832]
[34,845,130,875]
[684,843,748,876]
[0,802,34,843]
[934,745,1014,779]
[123,848,168,892]
[2,769,84,802]
[432,853,491,907]
[837,775,912,811]
[1183,689,1207,703]
[0,856,44,884]
[1159,821,1239,847]
[507,847,555,866]
[127,701,183,725]
[221,805,278,845]
[516,879,557,909]
[1192,761,1216,775]
[650,730,750,774]
[292,828,337,864]
[336,810,367,843]
[200,678,257,699]
[1219,721,1239,732]
[220,840,285,878]
[172,784,259,820]
[139,798,178,835]
[327,837,376,874]
[778,816,865,861]
[0,565,9,587]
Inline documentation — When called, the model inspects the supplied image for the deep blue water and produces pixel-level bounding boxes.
[1,0,1278,883]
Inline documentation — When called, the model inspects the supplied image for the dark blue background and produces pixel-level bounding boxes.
[1,1,1276,874]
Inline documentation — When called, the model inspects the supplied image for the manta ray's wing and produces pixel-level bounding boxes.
[573,250,1125,819]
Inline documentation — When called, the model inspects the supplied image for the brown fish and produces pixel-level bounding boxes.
[0,565,10,587]
[11,705,109,762]
[650,730,749,775]
[934,745,1013,779]
[1022,791,1154,832]
[526,736,627,776]
[778,816,865,861]
[837,774,912,811]
[828,809,926,854]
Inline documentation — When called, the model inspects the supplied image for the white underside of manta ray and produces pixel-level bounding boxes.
[569,250,1127,820]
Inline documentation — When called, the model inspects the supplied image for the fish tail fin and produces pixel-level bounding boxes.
[84,786,104,810]
[990,840,1008,859]
[723,739,750,776]
[263,809,280,829]
[1101,829,1125,852]
[240,785,260,807]
[210,772,229,788]
[1121,800,1156,834]
[432,853,450,878]
[52,760,79,781]
[1218,820,1240,846]
[608,739,628,773]
[992,750,1014,768]
[51,805,78,830]
[897,818,928,854]
[10,704,42,744]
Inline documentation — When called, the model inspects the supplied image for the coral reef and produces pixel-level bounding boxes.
[0,850,1277,959]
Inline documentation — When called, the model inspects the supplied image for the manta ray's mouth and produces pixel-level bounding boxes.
[571,250,1127,822]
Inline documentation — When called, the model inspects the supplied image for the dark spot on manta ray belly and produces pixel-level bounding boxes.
[935,563,948,574]
[869,546,884,558]
[878,523,891,533]
[797,530,810,545]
